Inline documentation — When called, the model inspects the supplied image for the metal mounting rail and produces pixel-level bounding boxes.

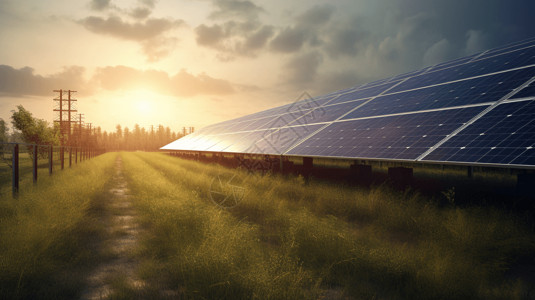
[416,75,535,161]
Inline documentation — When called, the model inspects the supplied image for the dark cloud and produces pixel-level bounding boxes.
[0,65,87,97]
[92,65,235,97]
[269,5,334,54]
[244,25,274,50]
[283,51,323,87]
[209,0,264,21]
[194,21,274,59]
[269,27,307,53]
[89,0,111,11]
[129,7,152,20]
[194,2,336,58]
[296,4,334,27]
[324,15,370,59]
[195,24,225,47]
[79,15,184,61]
[80,15,182,41]
[0,64,236,99]
[138,0,157,9]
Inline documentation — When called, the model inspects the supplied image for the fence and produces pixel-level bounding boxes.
[0,142,105,197]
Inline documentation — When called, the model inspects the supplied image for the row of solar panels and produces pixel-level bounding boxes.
[162,37,535,168]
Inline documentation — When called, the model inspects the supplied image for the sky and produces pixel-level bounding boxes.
[1,0,535,133]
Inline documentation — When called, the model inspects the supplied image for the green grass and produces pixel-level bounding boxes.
[0,152,117,299]
[120,152,535,299]
[1,151,533,299]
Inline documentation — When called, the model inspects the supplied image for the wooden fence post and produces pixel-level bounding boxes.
[12,144,19,196]
[33,145,38,183]
[60,146,64,170]
[49,145,53,175]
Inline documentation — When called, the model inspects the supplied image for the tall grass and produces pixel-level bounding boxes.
[0,152,117,299]
[121,152,535,299]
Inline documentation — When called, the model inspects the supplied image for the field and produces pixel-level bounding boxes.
[1,152,535,299]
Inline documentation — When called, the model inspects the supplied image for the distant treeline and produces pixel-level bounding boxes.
[97,124,191,151]
[0,105,192,151]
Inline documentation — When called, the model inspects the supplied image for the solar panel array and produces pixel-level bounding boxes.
[162,37,535,168]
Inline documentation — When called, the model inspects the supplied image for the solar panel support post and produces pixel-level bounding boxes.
[388,167,413,189]
[467,166,473,178]
[302,157,313,183]
[349,163,372,186]
[516,173,535,197]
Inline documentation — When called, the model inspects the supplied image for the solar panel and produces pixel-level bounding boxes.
[286,106,487,160]
[422,99,535,166]
[161,37,535,168]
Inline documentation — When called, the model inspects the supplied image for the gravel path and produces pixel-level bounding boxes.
[79,156,144,299]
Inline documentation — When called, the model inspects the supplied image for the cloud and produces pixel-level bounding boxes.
[269,5,334,53]
[92,65,235,97]
[195,24,225,47]
[80,15,182,41]
[423,38,454,66]
[79,15,185,61]
[269,27,308,53]
[283,51,323,87]
[194,3,335,59]
[129,7,152,19]
[296,4,334,27]
[89,0,111,11]
[464,29,490,55]
[324,16,369,59]
[209,0,264,21]
[244,25,274,50]
[194,21,274,59]
[138,0,157,9]
[0,64,237,99]
[0,65,88,97]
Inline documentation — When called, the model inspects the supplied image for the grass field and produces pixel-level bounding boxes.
[1,151,534,299]
[0,152,117,299]
[120,152,535,299]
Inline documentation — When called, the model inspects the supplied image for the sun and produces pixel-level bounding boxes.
[136,99,151,113]
[129,89,154,115]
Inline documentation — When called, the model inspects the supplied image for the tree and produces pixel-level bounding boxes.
[0,119,8,143]
[11,105,58,146]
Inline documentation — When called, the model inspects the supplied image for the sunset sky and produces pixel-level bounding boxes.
[1,0,534,133]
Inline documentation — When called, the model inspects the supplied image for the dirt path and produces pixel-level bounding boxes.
[80,156,144,299]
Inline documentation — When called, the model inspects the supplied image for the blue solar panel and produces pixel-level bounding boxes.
[479,37,535,59]
[510,80,535,99]
[287,106,486,160]
[162,37,535,168]
[390,46,535,93]
[250,124,324,155]
[340,67,535,119]
[328,80,401,105]
[422,100,535,165]
[430,55,478,72]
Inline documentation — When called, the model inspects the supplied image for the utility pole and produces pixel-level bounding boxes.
[67,90,77,145]
[53,90,77,146]
[78,113,84,147]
